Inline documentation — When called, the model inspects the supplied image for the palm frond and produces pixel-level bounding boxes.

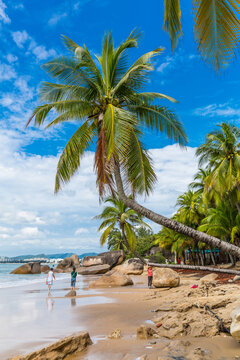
[55,121,97,192]
[193,0,240,72]
[163,0,182,50]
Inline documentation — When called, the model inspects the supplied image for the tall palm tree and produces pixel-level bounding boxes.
[176,190,203,226]
[196,123,240,213]
[95,195,149,262]
[27,31,240,259]
[163,0,240,72]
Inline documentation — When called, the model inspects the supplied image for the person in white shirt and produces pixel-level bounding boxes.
[46,268,55,296]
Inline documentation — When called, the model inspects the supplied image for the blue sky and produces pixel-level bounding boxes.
[0,0,239,256]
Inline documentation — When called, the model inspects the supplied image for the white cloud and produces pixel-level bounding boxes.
[194,103,240,118]
[30,43,56,60]
[48,12,67,26]
[0,128,198,256]
[0,63,16,81]
[75,228,89,235]
[12,30,29,48]
[6,54,18,63]
[0,0,10,23]
[157,50,199,74]
[11,31,56,61]
[19,227,41,238]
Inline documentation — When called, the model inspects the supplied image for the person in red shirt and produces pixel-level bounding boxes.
[147,265,153,288]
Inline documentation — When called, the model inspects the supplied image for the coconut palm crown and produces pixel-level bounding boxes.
[27,30,187,199]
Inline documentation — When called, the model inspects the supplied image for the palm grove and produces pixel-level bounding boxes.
[27,25,240,259]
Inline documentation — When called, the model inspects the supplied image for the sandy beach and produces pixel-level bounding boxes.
[2,270,240,360]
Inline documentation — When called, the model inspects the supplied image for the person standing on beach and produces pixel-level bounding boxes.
[147,265,153,289]
[71,267,77,290]
[46,268,55,296]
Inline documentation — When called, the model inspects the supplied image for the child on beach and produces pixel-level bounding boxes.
[147,265,153,288]
[46,268,55,296]
[71,267,77,290]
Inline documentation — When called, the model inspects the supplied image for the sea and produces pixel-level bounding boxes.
[0,263,68,289]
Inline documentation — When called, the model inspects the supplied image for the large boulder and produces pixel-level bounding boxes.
[81,256,103,267]
[230,305,240,341]
[41,265,50,273]
[56,254,80,270]
[152,268,180,288]
[78,264,110,275]
[89,270,133,288]
[11,262,41,275]
[70,254,80,267]
[116,258,144,275]
[82,250,124,269]
[10,331,92,360]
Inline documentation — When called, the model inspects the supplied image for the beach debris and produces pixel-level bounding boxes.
[10,331,92,360]
[152,268,180,288]
[89,271,133,288]
[137,325,157,340]
[108,328,122,339]
[65,290,77,297]
[191,284,198,288]
[156,323,162,328]
[204,304,230,334]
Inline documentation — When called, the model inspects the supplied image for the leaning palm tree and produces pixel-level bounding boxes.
[163,0,240,72]
[27,31,240,259]
[95,195,149,262]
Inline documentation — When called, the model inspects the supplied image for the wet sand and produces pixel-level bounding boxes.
[2,273,240,360]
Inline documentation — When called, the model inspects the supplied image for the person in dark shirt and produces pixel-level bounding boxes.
[71,267,77,290]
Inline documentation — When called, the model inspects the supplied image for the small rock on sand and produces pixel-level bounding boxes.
[200,273,218,284]
[65,290,76,297]
[108,328,122,339]
[137,325,156,339]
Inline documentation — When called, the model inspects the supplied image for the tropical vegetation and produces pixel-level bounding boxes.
[27,31,240,259]
[156,123,240,265]
[95,195,150,262]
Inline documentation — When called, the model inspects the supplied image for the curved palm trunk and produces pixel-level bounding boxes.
[114,164,240,259]
[119,224,146,264]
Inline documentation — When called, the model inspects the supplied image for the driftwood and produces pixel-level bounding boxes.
[204,304,230,334]
[148,262,240,275]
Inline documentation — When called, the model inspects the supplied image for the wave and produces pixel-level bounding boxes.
[0,274,69,289]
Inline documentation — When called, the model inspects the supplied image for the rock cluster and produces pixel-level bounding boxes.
[56,254,80,271]
[11,262,41,274]
[10,331,92,360]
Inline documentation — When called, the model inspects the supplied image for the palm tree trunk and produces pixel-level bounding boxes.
[120,224,146,264]
[113,164,240,259]
[209,248,216,266]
